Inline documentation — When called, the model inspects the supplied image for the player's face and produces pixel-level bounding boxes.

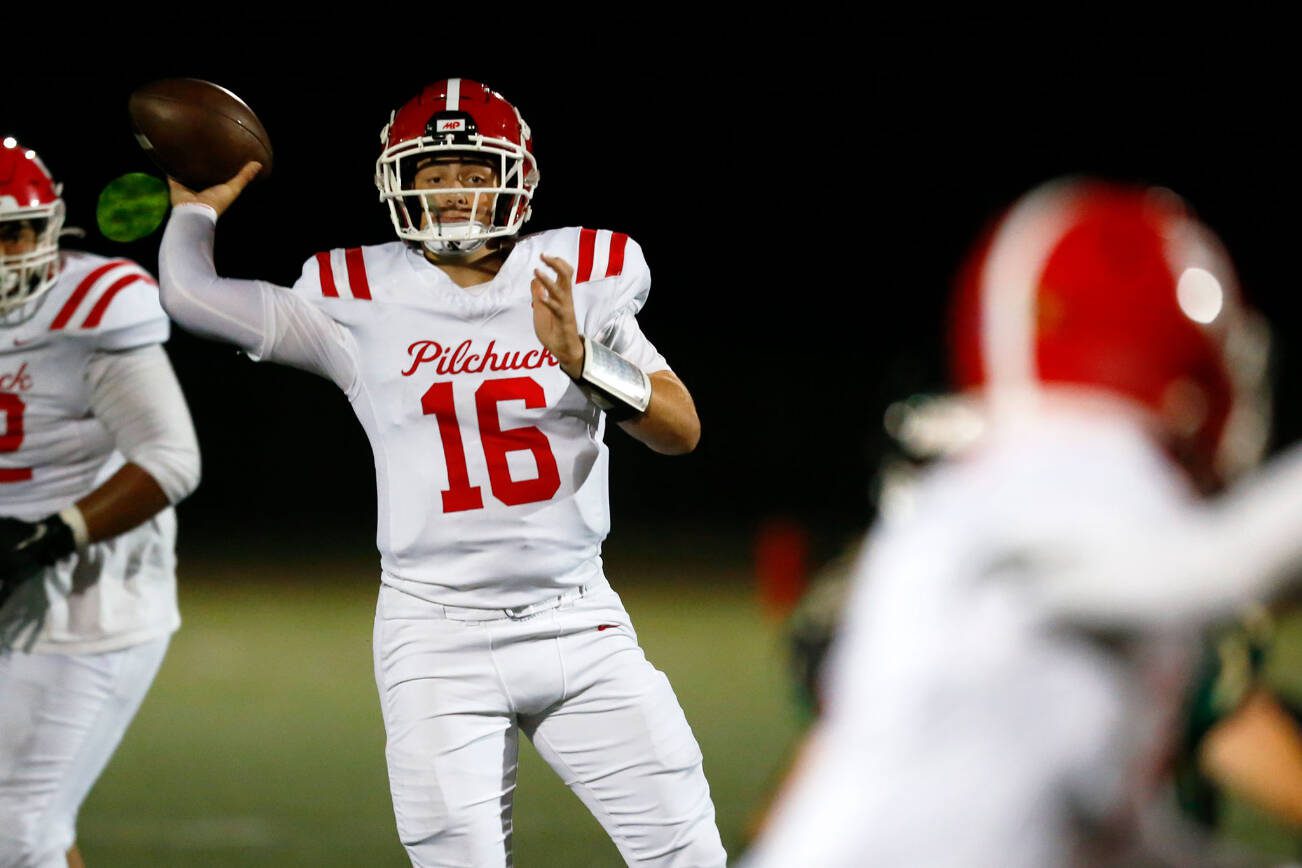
[412,158,499,228]
[0,219,38,256]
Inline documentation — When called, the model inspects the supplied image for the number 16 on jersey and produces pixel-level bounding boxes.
[422,376,560,513]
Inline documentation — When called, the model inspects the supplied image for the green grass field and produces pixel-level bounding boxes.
[76,545,802,866]
[73,540,1302,865]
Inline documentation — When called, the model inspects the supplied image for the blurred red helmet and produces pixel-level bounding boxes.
[375,79,538,254]
[0,138,64,318]
[949,179,1270,485]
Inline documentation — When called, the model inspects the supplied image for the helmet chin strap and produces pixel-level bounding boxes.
[422,236,489,258]
[421,220,490,258]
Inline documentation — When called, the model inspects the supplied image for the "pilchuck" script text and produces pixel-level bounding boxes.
[401,340,560,377]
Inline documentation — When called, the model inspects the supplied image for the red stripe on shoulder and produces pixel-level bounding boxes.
[0,468,33,483]
[316,251,339,297]
[344,248,371,300]
[49,259,130,330]
[605,232,629,278]
[81,273,156,328]
[576,228,597,284]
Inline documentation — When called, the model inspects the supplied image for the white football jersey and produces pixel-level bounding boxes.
[257,227,668,609]
[0,252,179,653]
[746,412,1204,867]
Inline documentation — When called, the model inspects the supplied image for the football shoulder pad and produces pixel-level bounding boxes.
[527,226,651,333]
[46,252,167,350]
[293,243,405,305]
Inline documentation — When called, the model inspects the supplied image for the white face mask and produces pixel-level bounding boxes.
[0,208,63,323]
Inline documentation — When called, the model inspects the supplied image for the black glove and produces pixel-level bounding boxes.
[0,514,77,608]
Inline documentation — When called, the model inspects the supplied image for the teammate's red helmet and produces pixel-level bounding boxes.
[0,138,65,316]
[949,179,1270,485]
[375,79,538,253]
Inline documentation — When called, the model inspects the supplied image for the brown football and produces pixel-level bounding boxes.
[128,78,273,190]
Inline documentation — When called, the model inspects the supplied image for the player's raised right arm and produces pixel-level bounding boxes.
[1039,442,1302,627]
[157,166,358,392]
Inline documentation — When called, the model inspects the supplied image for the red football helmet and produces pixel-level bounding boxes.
[375,79,538,255]
[949,179,1270,486]
[0,138,64,317]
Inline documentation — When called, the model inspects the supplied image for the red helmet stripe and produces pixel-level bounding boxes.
[316,251,339,297]
[605,233,629,279]
[81,273,155,328]
[576,228,597,284]
[49,259,130,330]
[344,248,371,300]
[978,184,1078,410]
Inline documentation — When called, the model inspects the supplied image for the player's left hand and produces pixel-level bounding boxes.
[0,515,76,603]
[531,254,585,379]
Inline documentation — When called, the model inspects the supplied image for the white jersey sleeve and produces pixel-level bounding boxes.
[158,204,359,394]
[570,229,668,373]
[85,345,200,505]
[1038,439,1302,626]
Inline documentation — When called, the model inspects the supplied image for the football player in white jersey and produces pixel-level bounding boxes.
[156,80,725,866]
[0,139,200,866]
[744,180,1302,867]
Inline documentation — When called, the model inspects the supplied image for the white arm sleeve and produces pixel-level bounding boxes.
[1042,443,1302,627]
[85,344,201,504]
[158,204,359,393]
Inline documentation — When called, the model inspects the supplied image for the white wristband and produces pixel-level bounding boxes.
[58,505,91,551]
[576,336,652,421]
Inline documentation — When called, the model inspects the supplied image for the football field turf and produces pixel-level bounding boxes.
[74,541,1302,865]
[76,544,803,866]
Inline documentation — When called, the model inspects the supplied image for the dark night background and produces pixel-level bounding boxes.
[10,29,1297,560]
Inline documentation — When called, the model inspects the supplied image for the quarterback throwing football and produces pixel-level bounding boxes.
[157,80,725,866]
[0,140,201,866]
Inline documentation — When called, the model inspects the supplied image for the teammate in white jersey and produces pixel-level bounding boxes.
[0,140,200,866]
[157,79,724,866]
[744,180,1302,867]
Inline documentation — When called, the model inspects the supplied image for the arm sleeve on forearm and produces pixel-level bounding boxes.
[158,204,359,393]
[1042,443,1302,627]
[85,345,201,504]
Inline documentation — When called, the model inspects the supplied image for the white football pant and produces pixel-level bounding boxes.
[0,637,169,867]
[373,578,726,867]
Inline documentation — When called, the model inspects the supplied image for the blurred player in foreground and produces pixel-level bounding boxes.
[783,396,1302,855]
[744,179,1302,867]
[0,140,200,866]
[156,80,724,866]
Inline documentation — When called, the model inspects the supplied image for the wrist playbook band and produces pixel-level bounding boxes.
[574,336,652,422]
[58,505,91,551]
